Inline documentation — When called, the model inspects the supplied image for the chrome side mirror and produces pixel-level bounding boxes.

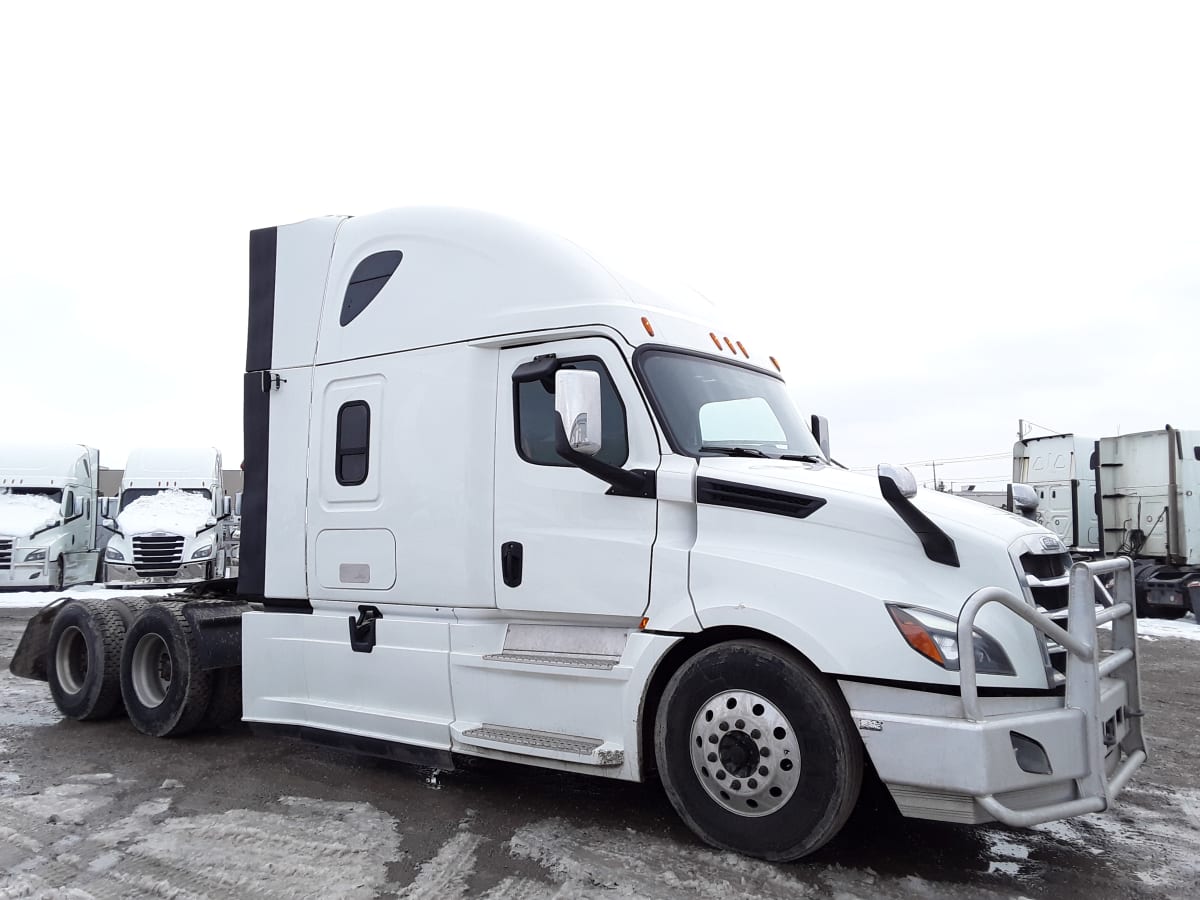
[1008,483,1039,518]
[554,369,603,456]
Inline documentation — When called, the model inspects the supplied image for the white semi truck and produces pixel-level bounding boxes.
[0,444,102,590]
[1096,426,1200,619]
[1013,433,1100,554]
[10,208,1146,860]
[103,447,232,586]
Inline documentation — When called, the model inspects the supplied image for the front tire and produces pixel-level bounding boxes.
[47,599,127,720]
[120,603,212,737]
[654,639,862,861]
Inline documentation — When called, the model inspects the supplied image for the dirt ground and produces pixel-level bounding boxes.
[0,605,1197,899]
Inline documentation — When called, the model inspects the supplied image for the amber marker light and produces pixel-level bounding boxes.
[639,617,650,630]
[887,605,946,667]
[641,317,655,337]
[723,336,737,354]
[736,341,749,358]
[769,356,781,371]
[709,332,723,350]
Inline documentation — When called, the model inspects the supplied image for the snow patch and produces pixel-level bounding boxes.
[0,583,181,609]
[117,489,212,537]
[0,493,60,539]
[400,829,483,898]
[1135,615,1200,641]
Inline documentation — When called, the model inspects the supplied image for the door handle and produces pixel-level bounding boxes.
[501,541,523,588]
[348,605,382,653]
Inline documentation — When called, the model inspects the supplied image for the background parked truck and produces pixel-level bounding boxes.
[103,447,232,586]
[0,443,103,590]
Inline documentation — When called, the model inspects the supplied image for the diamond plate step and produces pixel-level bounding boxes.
[482,651,620,670]
[459,724,623,766]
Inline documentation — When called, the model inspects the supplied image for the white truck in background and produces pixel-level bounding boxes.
[0,444,103,590]
[1013,433,1100,554]
[10,208,1147,861]
[103,447,232,586]
[1097,426,1200,619]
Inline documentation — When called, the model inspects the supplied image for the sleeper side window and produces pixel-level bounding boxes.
[515,358,628,467]
[336,401,371,485]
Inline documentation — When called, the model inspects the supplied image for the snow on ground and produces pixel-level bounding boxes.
[0,494,60,539]
[0,782,403,899]
[1135,612,1200,641]
[0,583,181,609]
[117,489,212,536]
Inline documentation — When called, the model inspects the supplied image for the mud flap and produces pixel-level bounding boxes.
[8,597,72,682]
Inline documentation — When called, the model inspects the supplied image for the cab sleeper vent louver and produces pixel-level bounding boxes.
[696,478,826,519]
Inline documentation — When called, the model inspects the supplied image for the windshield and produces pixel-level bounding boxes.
[0,487,63,503]
[120,487,211,512]
[636,350,825,459]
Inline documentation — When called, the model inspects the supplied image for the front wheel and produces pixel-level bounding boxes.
[654,639,862,861]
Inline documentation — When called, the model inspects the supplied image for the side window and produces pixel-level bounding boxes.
[515,358,628,467]
[336,401,371,485]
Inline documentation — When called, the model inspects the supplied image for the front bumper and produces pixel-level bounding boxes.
[844,677,1132,824]
[846,557,1146,828]
[105,560,208,587]
[0,562,50,588]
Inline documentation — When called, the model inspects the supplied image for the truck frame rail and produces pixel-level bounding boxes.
[957,557,1146,827]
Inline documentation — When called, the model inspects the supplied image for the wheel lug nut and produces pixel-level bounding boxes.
[718,722,729,732]
[716,770,726,781]
[748,778,758,789]
[731,780,741,790]
[750,729,761,740]
[759,765,769,776]
[735,719,745,730]
[707,752,717,763]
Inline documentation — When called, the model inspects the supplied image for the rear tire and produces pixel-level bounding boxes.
[120,603,212,737]
[47,599,127,720]
[654,639,862,861]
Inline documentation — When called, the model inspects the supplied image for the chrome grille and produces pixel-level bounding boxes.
[0,539,11,570]
[132,535,185,577]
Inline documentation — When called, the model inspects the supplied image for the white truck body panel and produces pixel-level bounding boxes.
[1013,433,1099,552]
[0,443,100,588]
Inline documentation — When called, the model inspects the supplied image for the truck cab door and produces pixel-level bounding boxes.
[494,337,659,618]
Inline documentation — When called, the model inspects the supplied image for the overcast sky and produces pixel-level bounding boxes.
[3,2,1197,488]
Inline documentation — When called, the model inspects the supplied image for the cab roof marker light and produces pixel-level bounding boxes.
[724,336,737,354]
[709,332,724,351]
[736,341,749,358]
[769,356,781,371]
[641,317,655,337]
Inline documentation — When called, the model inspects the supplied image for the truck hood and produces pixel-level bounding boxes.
[0,494,61,539]
[697,457,1044,547]
[117,489,213,537]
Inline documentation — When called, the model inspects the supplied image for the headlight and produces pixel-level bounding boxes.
[887,604,1016,676]
[190,544,213,560]
[105,546,125,561]
[24,549,46,562]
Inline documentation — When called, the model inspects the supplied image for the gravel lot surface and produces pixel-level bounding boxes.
[0,601,1197,899]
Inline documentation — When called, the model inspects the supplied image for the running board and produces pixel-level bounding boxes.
[455,723,624,767]
[481,651,620,670]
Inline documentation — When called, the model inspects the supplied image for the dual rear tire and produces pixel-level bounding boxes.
[46,600,240,736]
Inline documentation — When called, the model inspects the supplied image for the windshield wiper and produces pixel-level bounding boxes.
[779,454,826,464]
[699,446,769,458]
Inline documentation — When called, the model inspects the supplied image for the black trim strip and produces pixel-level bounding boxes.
[878,474,960,567]
[251,722,455,768]
[246,227,277,372]
[835,671,1062,698]
[696,477,825,519]
[239,369,271,597]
